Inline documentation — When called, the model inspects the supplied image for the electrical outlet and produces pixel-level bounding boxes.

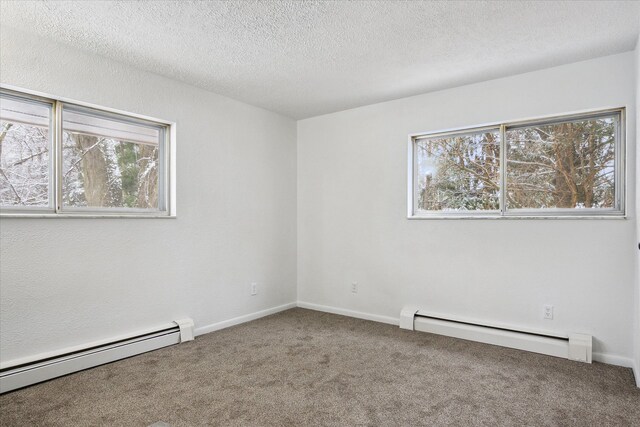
[251,282,258,296]
[351,282,358,293]
[543,304,553,320]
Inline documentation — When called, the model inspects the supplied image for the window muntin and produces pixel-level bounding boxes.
[0,95,53,209]
[410,109,625,218]
[415,129,500,212]
[0,88,171,216]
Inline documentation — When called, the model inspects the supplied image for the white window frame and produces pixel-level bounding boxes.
[0,85,176,218]
[408,108,626,219]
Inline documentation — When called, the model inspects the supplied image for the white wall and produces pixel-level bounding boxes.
[1,25,637,374]
[298,52,637,363]
[0,28,297,362]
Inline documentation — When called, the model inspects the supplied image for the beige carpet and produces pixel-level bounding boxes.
[1,308,639,426]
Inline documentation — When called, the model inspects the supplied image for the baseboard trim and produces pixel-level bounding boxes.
[194,302,297,336]
[296,301,399,326]
[632,361,640,388]
[296,301,636,371]
[592,352,635,368]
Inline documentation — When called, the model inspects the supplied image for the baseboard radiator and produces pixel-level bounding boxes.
[400,306,592,363]
[0,318,194,394]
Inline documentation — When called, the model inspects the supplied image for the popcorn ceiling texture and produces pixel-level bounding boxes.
[0,0,638,119]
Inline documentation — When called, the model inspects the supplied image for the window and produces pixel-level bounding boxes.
[414,128,501,213]
[409,109,625,218]
[0,94,52,209]
[0,88,173,216]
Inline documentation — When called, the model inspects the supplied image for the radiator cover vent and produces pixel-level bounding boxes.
[0,318,194,394]
[400,306,591,363]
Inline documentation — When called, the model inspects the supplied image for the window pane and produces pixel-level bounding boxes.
[0,95,51,207]
[415,130,500,211]
[62,107,162,210]
[506,116,617,210]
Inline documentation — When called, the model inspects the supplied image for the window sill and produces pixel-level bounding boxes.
[407,215,627,220]
[0,213,177,219]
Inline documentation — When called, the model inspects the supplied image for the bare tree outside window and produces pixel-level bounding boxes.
[506,117,616,210]
[415,130,500,212]
[0,97,51,207]
[62,134,159,209]
[411,110,623,217]
[61,107,161,210]
[0,89,169,215]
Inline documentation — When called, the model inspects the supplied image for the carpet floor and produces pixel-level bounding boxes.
[1,308,639,426]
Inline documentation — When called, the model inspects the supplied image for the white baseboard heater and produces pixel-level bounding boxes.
[0,318,194,394]
[400,306,592,363]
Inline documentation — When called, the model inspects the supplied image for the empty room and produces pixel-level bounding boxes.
[0,0,639,425]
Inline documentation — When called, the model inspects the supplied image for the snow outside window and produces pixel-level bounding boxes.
[0,88,171,216]
[410,109,625,218]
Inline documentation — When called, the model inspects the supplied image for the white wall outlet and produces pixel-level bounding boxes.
[351,282,358,293]
[251,282,258,296]
[543,304,553,320]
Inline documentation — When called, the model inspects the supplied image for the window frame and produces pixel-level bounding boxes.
[0,90,55,214]
[407,108,626,219]
[0,86,176,218]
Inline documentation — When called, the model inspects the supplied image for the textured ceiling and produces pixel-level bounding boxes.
[1,1,639,119]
